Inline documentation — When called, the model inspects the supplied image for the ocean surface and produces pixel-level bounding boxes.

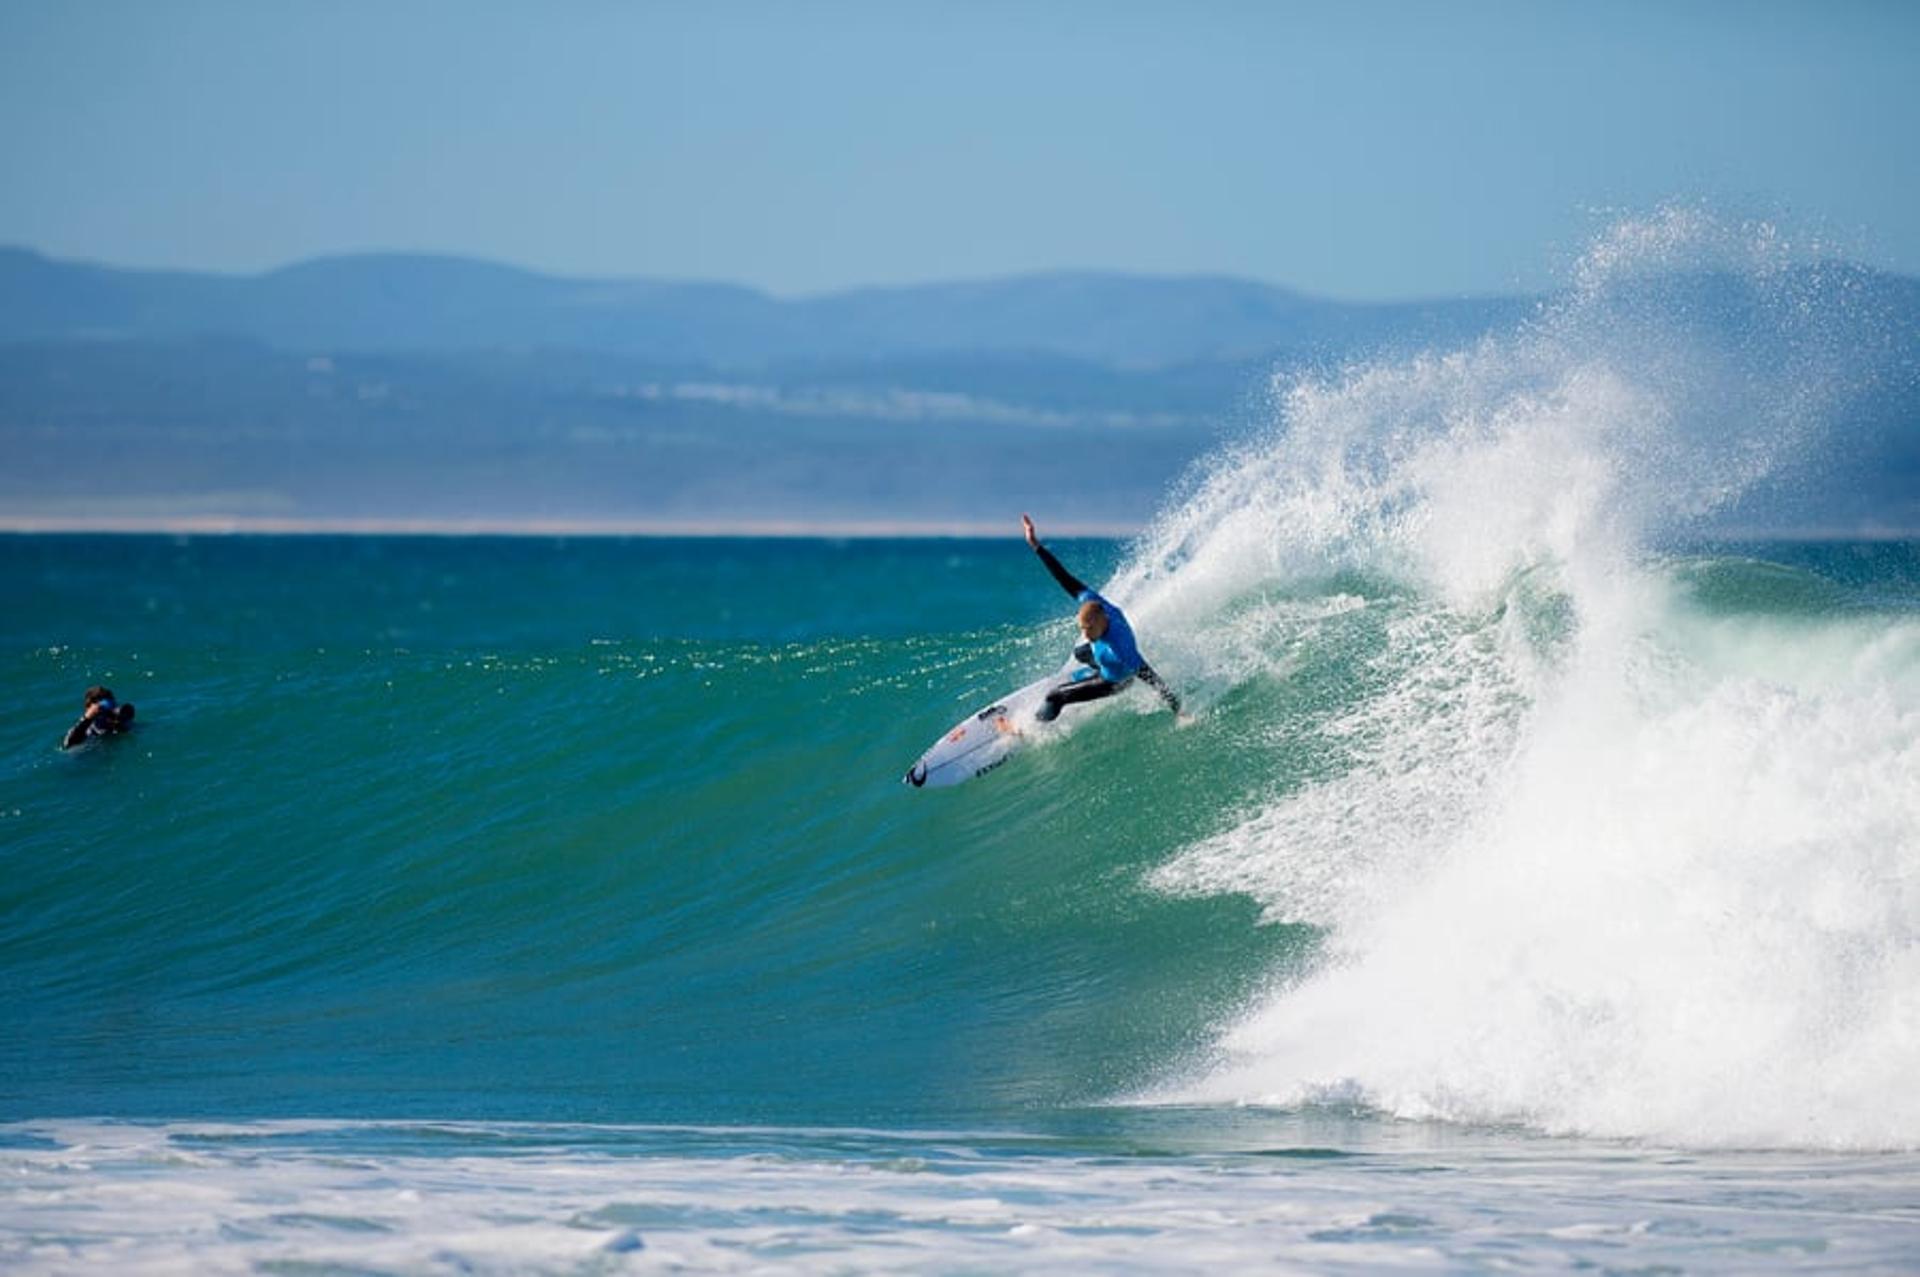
[5,214,1920,1271]
[4,530,1918,1272]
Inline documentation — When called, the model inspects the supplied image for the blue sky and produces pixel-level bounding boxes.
[1,1,1914,299]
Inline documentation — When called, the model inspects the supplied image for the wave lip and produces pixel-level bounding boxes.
[1129,211,1920,1151]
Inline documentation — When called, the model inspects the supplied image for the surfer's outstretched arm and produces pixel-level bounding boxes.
[1035,543,1087,598]
[1022,513,1087,598]
[1137,665,1183,716]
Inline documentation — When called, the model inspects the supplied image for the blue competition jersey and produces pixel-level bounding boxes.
[1078,590,1144,681]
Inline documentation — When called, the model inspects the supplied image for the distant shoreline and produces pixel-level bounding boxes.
[0,517,1915,542]
[0,515,1146,539]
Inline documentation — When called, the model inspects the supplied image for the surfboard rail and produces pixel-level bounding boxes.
[903,657,1083,789]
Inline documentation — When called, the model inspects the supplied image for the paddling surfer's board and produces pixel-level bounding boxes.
[903,656,1084,789]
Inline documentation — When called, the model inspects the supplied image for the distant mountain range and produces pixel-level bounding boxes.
[0,246,1534,369]
[1,247,1914,532]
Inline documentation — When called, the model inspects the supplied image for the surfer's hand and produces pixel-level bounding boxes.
[1021,513,1038,548]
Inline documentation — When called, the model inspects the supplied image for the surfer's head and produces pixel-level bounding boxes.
[83,685,114,709]
[1077,600,1109,640]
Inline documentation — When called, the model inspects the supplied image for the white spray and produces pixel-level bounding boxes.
[1125,210,1920,1149]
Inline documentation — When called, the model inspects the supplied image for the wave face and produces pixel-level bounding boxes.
[3,214,1915,1152]
[0,535,1301,1127]
[1116,212,1920,1149]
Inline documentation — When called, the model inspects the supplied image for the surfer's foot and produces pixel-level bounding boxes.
[1034,702,1061,724]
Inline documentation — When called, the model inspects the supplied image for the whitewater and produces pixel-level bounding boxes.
[1117,210,1920,1151]
[3,212,1918,1270]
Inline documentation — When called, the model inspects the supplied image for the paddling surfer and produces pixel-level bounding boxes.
[1022,514,1183,723]
[62,685,136,749]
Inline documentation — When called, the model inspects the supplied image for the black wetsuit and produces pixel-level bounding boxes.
[1032,542,1181,722]
[63,701,135,749]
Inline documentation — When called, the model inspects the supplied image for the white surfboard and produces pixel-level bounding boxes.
[903,654,1088,789]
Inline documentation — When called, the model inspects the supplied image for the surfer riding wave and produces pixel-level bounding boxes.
[1022,514,1182,722]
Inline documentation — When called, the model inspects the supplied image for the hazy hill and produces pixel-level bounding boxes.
[1,248,1914,532]
[0,247,1531,369]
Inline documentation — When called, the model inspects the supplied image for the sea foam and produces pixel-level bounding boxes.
[1128,210,1920,1149]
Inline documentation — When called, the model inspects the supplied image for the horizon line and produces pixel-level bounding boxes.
[0,515,1148,540]
[2,515,1917,543]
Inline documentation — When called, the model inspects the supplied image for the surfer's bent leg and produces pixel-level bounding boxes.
[1036,676,1122,722]
[1137,664,1182,715]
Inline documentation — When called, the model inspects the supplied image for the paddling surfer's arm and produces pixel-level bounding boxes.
[1021,513,1088,597]
[61,698,103,749]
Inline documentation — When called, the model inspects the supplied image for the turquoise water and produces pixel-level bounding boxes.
[2,534,1296,1126]
[5,533,1920,1271]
